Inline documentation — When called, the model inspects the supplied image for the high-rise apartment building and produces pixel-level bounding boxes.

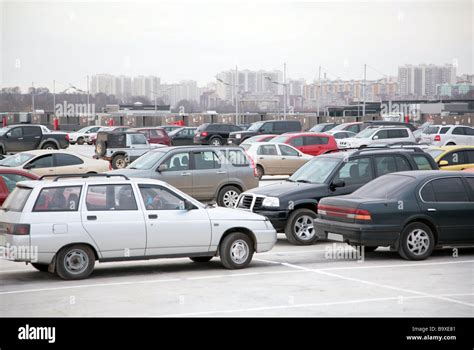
[398,64,456,98]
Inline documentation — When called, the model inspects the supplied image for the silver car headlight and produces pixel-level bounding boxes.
[262,197,280,207]
[236,134,242,139]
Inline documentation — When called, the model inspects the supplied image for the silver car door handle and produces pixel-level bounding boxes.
[181,172,191,176]
[427,208,437,212]
[216,171,227,174]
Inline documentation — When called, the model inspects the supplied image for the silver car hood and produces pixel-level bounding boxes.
[205,207,266,221]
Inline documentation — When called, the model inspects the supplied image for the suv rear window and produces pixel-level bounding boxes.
[224,149,250,166]
[2,187,32,212]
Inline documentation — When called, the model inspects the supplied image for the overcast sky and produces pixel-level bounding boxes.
[1,0,472,91]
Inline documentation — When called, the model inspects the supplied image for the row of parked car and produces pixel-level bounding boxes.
[1,119,474,281]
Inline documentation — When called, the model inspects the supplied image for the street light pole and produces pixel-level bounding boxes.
[53,80,56,115]
[363,64,366,118]
[31,81,35,112]
[317,65,321,117]
[235,65,239,125]
[283,62,287,120]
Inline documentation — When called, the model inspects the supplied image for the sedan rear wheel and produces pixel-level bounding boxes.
[399,223,434,260]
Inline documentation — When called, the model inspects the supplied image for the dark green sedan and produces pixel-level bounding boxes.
[315,171,474,260]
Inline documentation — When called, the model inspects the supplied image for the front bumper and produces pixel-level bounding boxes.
[314,217,400,247]
[227,137,243,145]
[251,209,289,232]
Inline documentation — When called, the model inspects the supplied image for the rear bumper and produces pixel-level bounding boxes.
[314,218,400,246]
[193,137,208,145]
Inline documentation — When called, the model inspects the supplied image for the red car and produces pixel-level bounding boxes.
[131,127,171,146]
[270,132,338,156]
[0,168,39,205]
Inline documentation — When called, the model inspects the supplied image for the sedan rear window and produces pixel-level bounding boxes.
[353,174,416,199]
[2,187,32,212]
[424,126,440,134]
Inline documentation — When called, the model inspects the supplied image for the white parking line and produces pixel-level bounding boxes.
[163,292,474,317]
[1,258,472,296]
[276,260,474,308]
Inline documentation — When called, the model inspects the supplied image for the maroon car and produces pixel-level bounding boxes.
[0,168,39,205]
[131,127,171,146]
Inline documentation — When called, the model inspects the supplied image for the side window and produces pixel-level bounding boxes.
[465,178,474,195]
[375,130,389,139]
[374,156,397,176]
[225,149,249,166]
[452,127,465,135]
[395,156,411,171]
[466,150,474,163]
[430,178,469,202]
[139,185,186,210]
[387,130,401,138]
[440,151,467,165]
[260,123,273,133]
[22,127,41,137]
[399,129,409,138]
[439,127,450,134]
[274,123,287,132]
[278,144,299,157]
[465,128,474,136]
[420,182,436,202]
[10,128,22,138]
[230,125,241,132]
[193,151,221,170]
[334,158,374,186]
[54,153,84,166]
[33,186,82,212]
[130,134,147,145]
[413,155,434,170]
[347,125,359,133]
[163,152,190,171]
[289,137,303,147]
[257,144,278,156]
[89,127,100,133]
[86,184,138,211]
[0,174,32,192]
[28,155,54,169]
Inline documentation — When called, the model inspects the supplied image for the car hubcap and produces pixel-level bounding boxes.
[115,159,126,168]
[294,215,315,241]
[223,190,239,208]
[212,139,221,145]
[230,240,249,264]
[46,146,54,150]
[64,249,89,274]
[407,229,430,255]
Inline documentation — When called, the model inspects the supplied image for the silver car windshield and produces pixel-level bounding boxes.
[354,128,376,138]
[127,151,167,170]
[288,157,340,184]
[0,153,35,167]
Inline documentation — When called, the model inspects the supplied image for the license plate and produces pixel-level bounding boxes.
[327,232,343,242]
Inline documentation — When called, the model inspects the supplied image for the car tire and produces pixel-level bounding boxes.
[55,244,95,280]
[284,208,318,245]
[112,155,127,169]
[42,142,58,150]
[219,232,254,269]
[190,256,213,263]
[77,137,85,145]
[31,263,49,272]
[96,141,107,157]
[210,137,222,146]
[398,222,435,261]
[359,145,368,149]
[217,185,242,208]
[446,142,456,146]
[69,141,76,145]
[256,165,264,180]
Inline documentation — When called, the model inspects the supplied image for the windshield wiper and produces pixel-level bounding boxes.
[295,179,312,183]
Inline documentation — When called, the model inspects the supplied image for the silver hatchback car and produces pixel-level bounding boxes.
[0,174,276,280]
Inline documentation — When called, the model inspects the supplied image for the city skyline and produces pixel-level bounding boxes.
[1,1,472,92]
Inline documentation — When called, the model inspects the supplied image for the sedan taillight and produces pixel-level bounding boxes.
[318,204,371,221]
[434,135,441,142]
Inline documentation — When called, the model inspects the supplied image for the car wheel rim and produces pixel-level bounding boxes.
[294,215,315,241]
[115,159,126,168]
[46,146,54,150]
[64,249,89,274]
[230,239,249,264]
[223,190,239,208]
[212,139,221,146]
[406,229,430,255]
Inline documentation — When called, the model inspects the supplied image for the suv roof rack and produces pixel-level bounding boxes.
[352,145,425,155]
[39,173,130,181]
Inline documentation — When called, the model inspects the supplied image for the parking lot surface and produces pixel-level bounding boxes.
[1,238,472,317]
